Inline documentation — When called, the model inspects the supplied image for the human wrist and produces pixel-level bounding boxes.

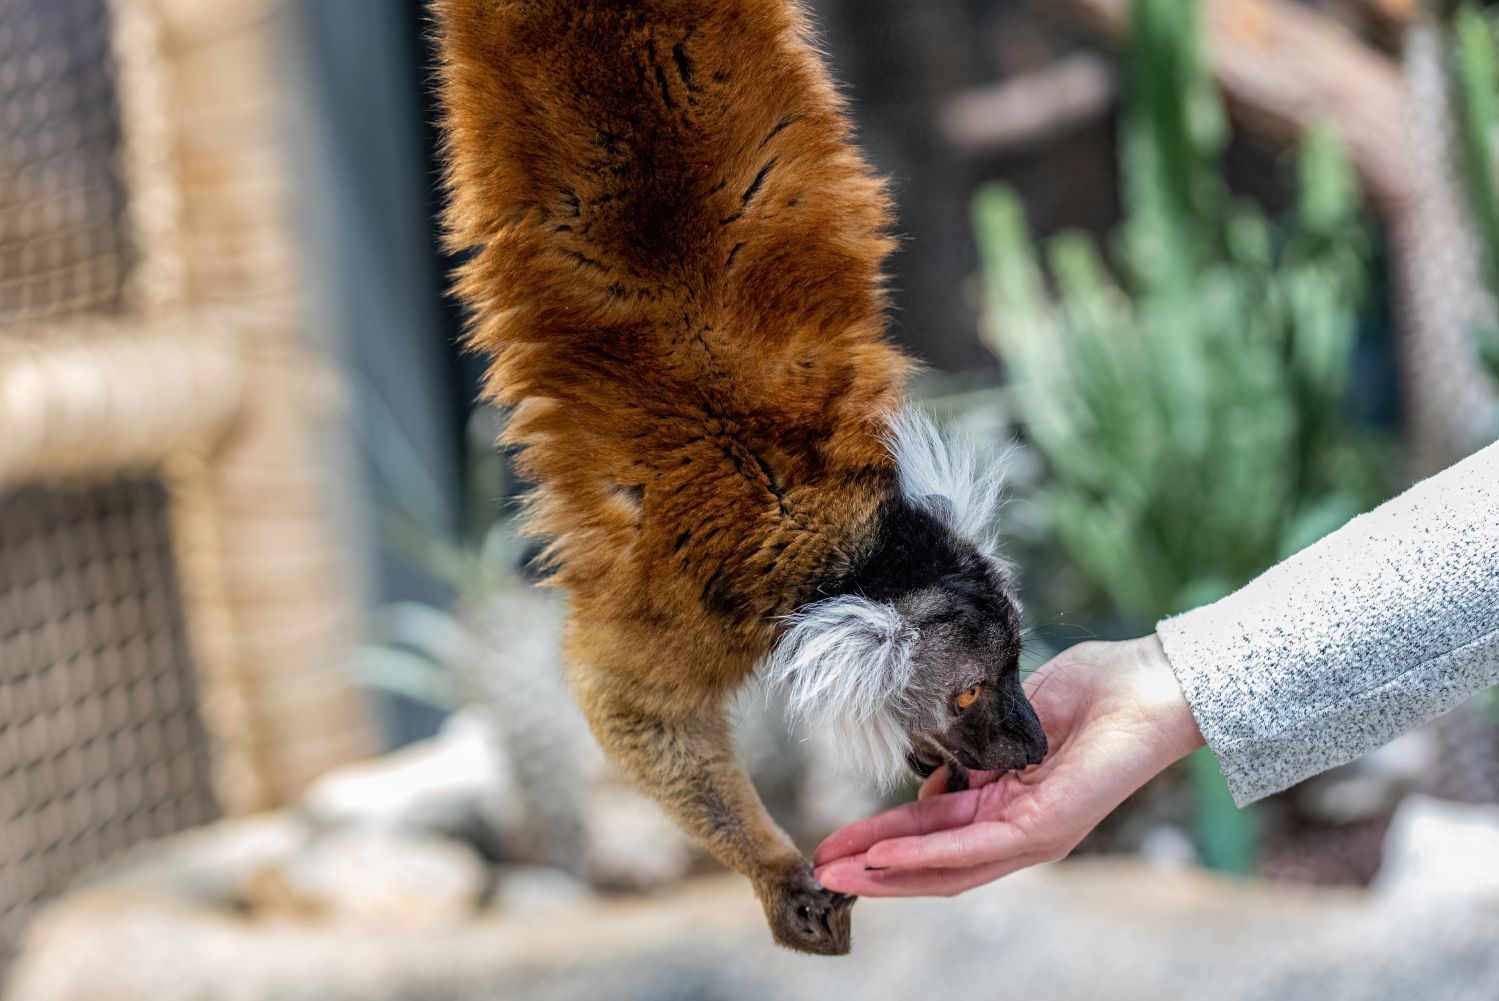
[1127,633,1206,764]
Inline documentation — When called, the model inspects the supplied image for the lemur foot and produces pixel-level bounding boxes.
[760,864,856,955]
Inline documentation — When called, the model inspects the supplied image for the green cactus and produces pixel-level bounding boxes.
[1447,0,1499,383]
[973,0,1388,873]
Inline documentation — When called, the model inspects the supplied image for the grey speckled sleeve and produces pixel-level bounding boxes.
[1156,442,1499,806]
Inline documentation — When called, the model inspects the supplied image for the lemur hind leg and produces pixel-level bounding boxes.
[573,669,855,955]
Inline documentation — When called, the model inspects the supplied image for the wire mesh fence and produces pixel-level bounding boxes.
[0,0,220,973]
[0,478,220,970]
[0,0,132,325]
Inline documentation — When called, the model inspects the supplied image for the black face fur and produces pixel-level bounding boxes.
[835,496,1049,781]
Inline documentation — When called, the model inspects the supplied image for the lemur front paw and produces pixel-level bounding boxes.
[759,864,856,955]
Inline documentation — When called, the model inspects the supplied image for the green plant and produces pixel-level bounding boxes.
[351,516,529,706]
[1447,0,1499,384]
[976,0,1384,624]
[973,0,1389,872]
[352,516,592,870]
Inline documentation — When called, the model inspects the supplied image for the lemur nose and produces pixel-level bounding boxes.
[1010,697,1048,765]
[1023,731,1049,766]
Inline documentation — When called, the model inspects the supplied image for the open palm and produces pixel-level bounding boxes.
[813,636,1204,897]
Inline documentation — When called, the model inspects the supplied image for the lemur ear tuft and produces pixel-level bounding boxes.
[885,406,1011,556]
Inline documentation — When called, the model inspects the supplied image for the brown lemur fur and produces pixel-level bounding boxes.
[434,0,1047,955]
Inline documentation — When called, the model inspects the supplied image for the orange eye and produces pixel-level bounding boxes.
[956,684,983,711]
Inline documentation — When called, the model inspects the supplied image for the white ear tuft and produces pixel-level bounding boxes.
[760,595,917,786]
[885,405,1010,556]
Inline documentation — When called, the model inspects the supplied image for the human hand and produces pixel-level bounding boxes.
[812,635,1205,896]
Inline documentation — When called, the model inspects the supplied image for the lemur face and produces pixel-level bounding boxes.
[895,563,1046,779]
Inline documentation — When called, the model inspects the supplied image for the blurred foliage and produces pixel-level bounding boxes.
[973,0,1391,873]
[1446,0,1499,384]
[973,0,1389,627]
[352,517,526,709]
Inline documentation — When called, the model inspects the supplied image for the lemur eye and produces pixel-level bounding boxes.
[955,684,983,711]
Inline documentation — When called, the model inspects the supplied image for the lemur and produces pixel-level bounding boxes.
[434,0,1048,955]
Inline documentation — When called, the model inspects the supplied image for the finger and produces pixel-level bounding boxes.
[862,818,1035,870]
[917,767,947,800]
[919,765,1002,800]
[816,855,1045,898]
[812,789,982,866]
[813,851,868,890]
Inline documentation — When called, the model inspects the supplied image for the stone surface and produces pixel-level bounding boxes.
[301,707,522,854]
[248,830,488,930]
[12,835,1499,1001]
[491,866,593,915]
[1369,794,1499,908]
[580,783,699,890]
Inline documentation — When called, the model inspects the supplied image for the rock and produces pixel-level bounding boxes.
[1369,794,1499,910]
[580,781,697,890]
[300,708,521,856]
[75,813,306,906]
[491,865,592,915]
[15,858,1499,1001]
[250,830,488,930]
[1137,824,1198,869]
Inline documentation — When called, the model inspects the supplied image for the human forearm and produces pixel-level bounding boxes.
[1157,442,1499,805]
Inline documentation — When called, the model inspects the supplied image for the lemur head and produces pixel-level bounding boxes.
[763,408,1046,785]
